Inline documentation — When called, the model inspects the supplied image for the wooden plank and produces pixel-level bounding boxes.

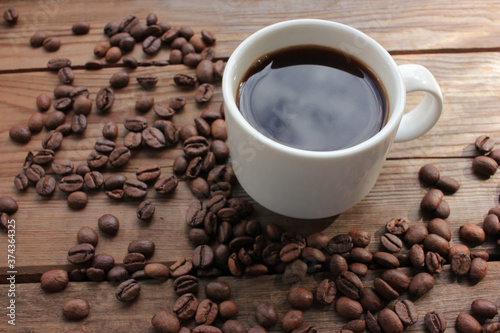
[1,0,500,70]
[1,55,500,274]
[1,263,499,332]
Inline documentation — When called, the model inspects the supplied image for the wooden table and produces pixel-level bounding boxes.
[1,0,499,332]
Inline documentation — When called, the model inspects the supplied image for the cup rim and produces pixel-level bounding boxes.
[222,19,406,158]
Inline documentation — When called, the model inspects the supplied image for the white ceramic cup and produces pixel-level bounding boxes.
[222,19,443,219]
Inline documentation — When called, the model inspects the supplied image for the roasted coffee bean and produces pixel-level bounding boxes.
[282,310,304,332]
[469,257,488,284]
[40,269,69,292]
[109,147,131,168]
[135,164,161,183]
[207,195,227,214]
[53,85,73,98]
[45,111,66,131]
[195,83,214,103]
[109,71,130,89]
[9,126,31,144]
[408,272,434,298]
[86,267,106,281]
[221,320,245,333]
[364,311,382,333]
[455,313,482,333]
[326,234,353,254]
[373,251,400,268]
[255,302,278,328]
[144,263,169,280]
[373,277,399,301]
[287,287,313,310]
[143,127,166,148]
[94,40,111,58]
[196,59,215,83]
[190,177,210,198]
[73,96,93,116]
[101,123,118,141]
[174,73,197,86]
[471,251,490,261]
[380,233,403,252]
[59,174,84,193]
[31,31,47,47]
[91,254,115,273]
[124,132,142,149]
[71,114,87,134]
[421,189,444,212]
[26,164,45,182]
[137,75,159,90]
[336,271,363,300]
[483,214,500,236]
[174,275,199,296]
[186,200,207,227]
[48,59,71,71]
[423,233,449,258]
[378,308,404,333]
[67,243,95,264]
[135,201,155,221]
[94,139,115,155]
[188,228,211,246]
[349,247,373,264]
[192,245,214,269]
[490,149,500,164]
[193,325,222,333]
[98,214,119,235]
[202,152,216,174]
[14,173,29,191]
[141,35,161,54]
[472,155,498,176]
[28,112,45,133]
[349,263,368,277]
[151,311,180,333]
[451,253,471,276]
[170,258,193,278]
[381,269,410,293]
[358,287,384,313]
[385,218,409,235]
[471,299,498,319]
[408,244,425,268]
[119,14,139,32]
[42,130,63,151]
[135,95,154,113]
[419,164,440,185]
[195,299,218,325]
[123,252,146,273]
[483,323,500,333]
[424,311,446,333]
[316,278,336,305]
[68,191,88,209]
[169,49,183,64]
[119,36,136,53]
[103,175,126,191]
[36,176,56,197]
[1,213,10,232]
[154,174,179,194]
[124,116,148,132]
[77,226,98,247]
[405,224,429,245]
[328,253,348,278]
[43,37,61,52]
[427,218,451,241]
[87,152,108,170]
[435,175,460,193]
[335,296,363,321]
[103,21,120,37]
[58,67,74,84]
[29,149,53,165]
[96,87,115,112]
[62,299,89,320]
[72,21,90,35]
[394,299,418,326]
[433,199,450,219]
[173,293,198,320]
[180,124,199,141]
[475,134,495,154]
[210,119,226,141]
[116,279,141,302]
[211,140,230,162]
[205,281,231,302]
[55,123,72,136]
[53,97,72,112]
[171,36,188,49]
[459,224,486,244]
[36,93,52,111]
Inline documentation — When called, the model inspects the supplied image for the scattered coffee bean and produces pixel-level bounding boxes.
[62,299,90,320]
[72,21,90,35]
[408,272,434,298]
[471,298,498,319]
[455,313,482,333]
[116,279,141,302]
[255,302,278,328]
[98,214,119,236]
[68,191,88,209]
[67,243,95,264]
[380,233,403,252]
[419,164,440,185]
[9,126,31,143]
[435,175,460,193]
[43,37,61,52]
[36,176,56,197]
[96,87,115,112]
[394,299,418,326]
[475,135,495,154]
[459,224,486,245]
[335,296,363,321]
[424,311,446,333]
[31,31,47,47]
[472,155,498,176]
[195,299,218,325]
[137,75,159,89]
[40,269,69,292]
[469,257,488,284]
[377,308,403,333]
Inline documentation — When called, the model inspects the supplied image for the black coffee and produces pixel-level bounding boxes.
[237,45,388,151]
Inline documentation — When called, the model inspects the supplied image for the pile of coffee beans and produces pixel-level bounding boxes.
[2,9,500,333]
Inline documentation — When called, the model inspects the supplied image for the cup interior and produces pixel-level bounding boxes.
[223,19,406,157]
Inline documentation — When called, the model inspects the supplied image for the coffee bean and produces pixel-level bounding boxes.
[404,224,429,246]
[62,299,89,320]
[167,258,192,278]
[380,233,403,252]
[281,310,303,332]
[143,35,162,54]
[490,149,500,164]
[433,199,450,219]
[135,95,154,113]
[174,73,197,86]
[42,130,63,151]
[123,178,148,198]
[43,37,61,52]
[71,114,87,134]
[137,75,159,90]
[421,189,444,212]
[31,31,47,47]
[98,214,119,236]
[419,164,440,185]
[472,155,498,176]
[336,271,363,300]
[196,59,215,83]
[192,245,214,269]
[373,251,399,268]
[435,175,460,193]
[193,325,222,333]
[36,93,52,111]
[372,277,398,301]
[471,299,498,319]
[335,296,363,321]
[109,71,130,89]
[25,164,44,183]
[286,287,313,310]
[116,279,141,302]
[104,21,119,37]
[424,311,446,333]
[77,226,98,247]
[142,127,166,148]
[27,112,44,134]
[143,263,169,280]
[67,243,95,264]
[109,147,131,168]
[469,257,488,284]
[356,287,383,314]
[381,269,410,293]
[195,299,218,325]
[173,275,198,296]
[40,269,69,292]
[484,323,500,333]
[14,173,28,191]
[423,233,450,258]
[123,252,146,273]
[153,174,179,194]
[58,67,74,84]
[151,311,180,333]
[72,21,90,35]
[475,134,495,154]
[173,293,198,320]
[483,214,500,236]
[9,126,31,143]
[195,83,215,103]
[377,308,403,333]
[327,253,348,278]
[36,176,56,197]
[455,313,482,333]
[408,272,434,298]
[394,299,418,326]
[314,279,336,305]
[190,177,210,198]
[459,224,486,245]
[68,191,88,209]
[96,87,115,112]
[255,302,278,328]
[450,252,471,276]
[105,46,123,63]
[364,311,382,333]
[427,218,451,241]
[205,281,231,302]
[326,234,353,254]
[283,259,307,284]
[58,174,84,193]
[408,244,425,268]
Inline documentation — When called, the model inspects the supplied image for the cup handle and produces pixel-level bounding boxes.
[394,64,443,142]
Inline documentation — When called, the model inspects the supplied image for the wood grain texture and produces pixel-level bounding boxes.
[0,0,500,70]
[1,263,499,332]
